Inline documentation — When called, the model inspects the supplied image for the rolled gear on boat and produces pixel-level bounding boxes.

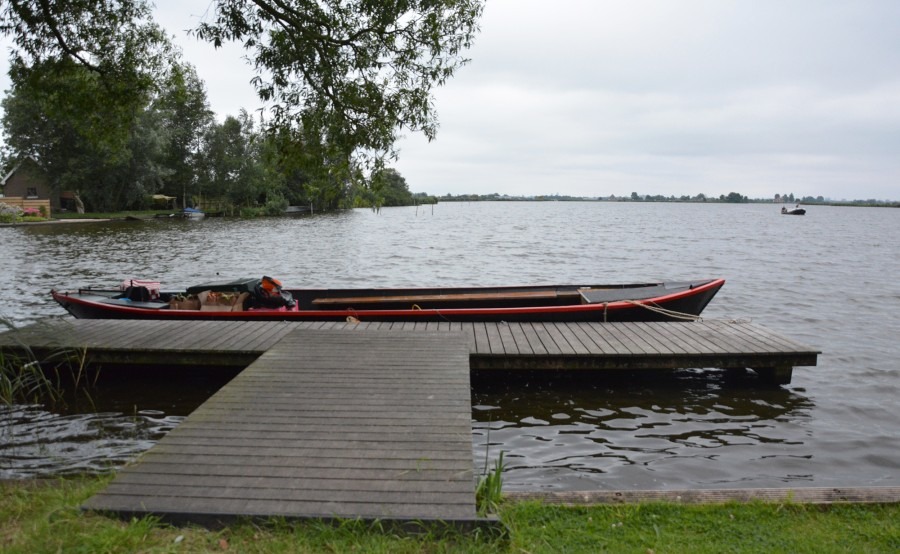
[253,276,295,309]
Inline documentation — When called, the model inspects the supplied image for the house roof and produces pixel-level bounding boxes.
[1,156,41,186]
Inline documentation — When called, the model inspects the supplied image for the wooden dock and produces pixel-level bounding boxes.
[0,319,818,384]
[0,319,819,529]
[81,329,492,530]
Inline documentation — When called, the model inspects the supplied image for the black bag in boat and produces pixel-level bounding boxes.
[252,276,295,309]
[186,277,294,309]
[120,285,152,302]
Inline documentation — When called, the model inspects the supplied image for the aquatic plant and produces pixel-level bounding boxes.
[0,318,93,408]
[476,451,505,517]
[0,356,56,406]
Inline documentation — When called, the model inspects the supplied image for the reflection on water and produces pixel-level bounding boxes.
[472,370,815,491]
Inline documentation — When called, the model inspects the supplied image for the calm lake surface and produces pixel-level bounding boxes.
[1,202,898,491]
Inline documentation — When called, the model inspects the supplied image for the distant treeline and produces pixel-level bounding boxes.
[437,192,899,207]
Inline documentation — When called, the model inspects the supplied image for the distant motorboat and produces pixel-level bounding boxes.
[781,206,806,215]
[182,207,205,219]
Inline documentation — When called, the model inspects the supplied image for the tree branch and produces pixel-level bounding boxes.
[33,0,104,74]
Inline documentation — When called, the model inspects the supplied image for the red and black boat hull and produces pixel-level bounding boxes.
[51,279,725,323]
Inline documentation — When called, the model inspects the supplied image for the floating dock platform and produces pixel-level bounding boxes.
[0,319,820,529]
[1,319,817,384]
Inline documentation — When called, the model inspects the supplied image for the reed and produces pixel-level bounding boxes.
[0,318,93,408]
[476,451,506,516]
[0,356,57,406]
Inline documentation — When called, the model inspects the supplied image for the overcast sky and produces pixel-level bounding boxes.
[4,0,900,200]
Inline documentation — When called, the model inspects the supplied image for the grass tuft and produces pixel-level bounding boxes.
[476,451,505,516]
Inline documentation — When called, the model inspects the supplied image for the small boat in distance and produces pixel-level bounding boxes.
[51,277,726,323]
[182,207,205,219]
[781,205,806,215]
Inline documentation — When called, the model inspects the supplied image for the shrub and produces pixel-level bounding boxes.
[240,206,261,218]
[0,203,23,223]
[263,194,289,216]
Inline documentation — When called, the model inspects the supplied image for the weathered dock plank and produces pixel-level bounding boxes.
[471,322,490,354]
[582,322,629,353]
[660,320,719,354]
[551,322,592,355]
[734,321,811,352]
[484,321,506,354]
[495,322,520,354]
[604,322,648,354]
[629,321,681,354]
[514,323,542,355]
[83,329,489,529]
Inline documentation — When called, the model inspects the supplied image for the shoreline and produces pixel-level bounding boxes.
[4,477,898,506]
[0,218,112,227]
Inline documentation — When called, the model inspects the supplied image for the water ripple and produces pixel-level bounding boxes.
[0,404,183,479]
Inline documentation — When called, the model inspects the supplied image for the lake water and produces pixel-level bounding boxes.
[1,202,898,491]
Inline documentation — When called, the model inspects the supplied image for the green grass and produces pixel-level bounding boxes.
[504,501,900,553]
[2,478,898,553]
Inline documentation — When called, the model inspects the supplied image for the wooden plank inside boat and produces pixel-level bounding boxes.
[310,289,570,306]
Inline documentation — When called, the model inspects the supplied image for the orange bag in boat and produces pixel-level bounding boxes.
[254,276,295,308]
[260,276,282,294]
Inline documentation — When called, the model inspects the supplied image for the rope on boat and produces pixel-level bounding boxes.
[622,300,703,321]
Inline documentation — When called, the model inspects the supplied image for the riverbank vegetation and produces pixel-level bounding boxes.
[2,478,897,553]
[0,203,51,224]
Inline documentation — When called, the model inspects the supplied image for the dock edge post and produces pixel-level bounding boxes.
[752,364,793,385]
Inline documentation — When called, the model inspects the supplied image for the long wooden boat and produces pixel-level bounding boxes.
[51,278,725,322]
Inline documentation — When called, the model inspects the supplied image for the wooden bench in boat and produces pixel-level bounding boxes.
[311,289,583,306]
[309,286,683,307]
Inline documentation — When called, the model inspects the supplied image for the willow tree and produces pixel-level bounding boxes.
[0,0,191,210]
[0,1,169,100]
[195,1,484,156]
[3,1,485,199]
